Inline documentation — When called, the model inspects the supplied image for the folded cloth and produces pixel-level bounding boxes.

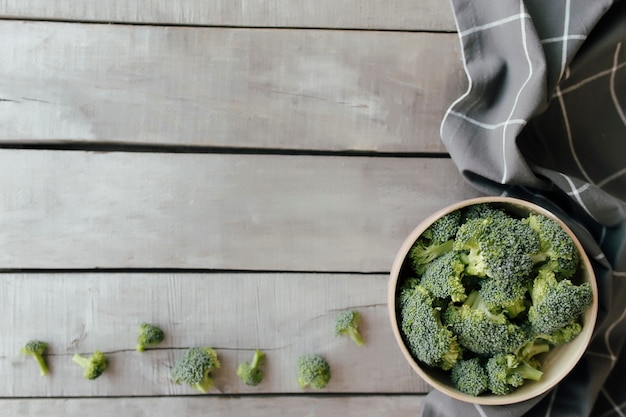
[424,1,626,416]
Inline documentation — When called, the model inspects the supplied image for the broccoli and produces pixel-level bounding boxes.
[514,337,551,369]
[462,203,511,222]
[422,210,462,244]
[136,322,165,352]
[21,340,49,376]
[408,237,454,275]
[454,214,540,281]
[443,290,528,356]
[297,354,331,389]
[236,350,265,386]
[420,251,467,303]
[395,203,594,397]
[450,358,489,396]
[171,347,221,393]
[486,353,543,395]
[334,310,364,346]
[535,321,583,347]
[528,268,592,335]
[478,276,529,318]
[398,283,461,370]
[524,213,579,279]
[72,351,108,380]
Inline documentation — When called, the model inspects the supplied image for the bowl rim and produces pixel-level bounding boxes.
[387,196,599,405]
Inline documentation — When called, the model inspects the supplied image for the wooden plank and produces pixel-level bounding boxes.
[0,0,455,31]
[0,273,430,396]
[0,21,465,153]
[0,396,424,417]
[0,150,481,271]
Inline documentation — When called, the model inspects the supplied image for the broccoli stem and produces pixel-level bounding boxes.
[193,372,214,393]
[34,354,49,376]
[345,328,364,346]
[250,350,264,369]
[72,354,88,368]
[516,362,543,381]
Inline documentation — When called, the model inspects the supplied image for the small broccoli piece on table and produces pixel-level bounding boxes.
[420,251,467,303]
[21,340,49,376]
[528,268,592,335]
[524,213,580,279]
[478,276,529,319]
[398,283,461,370]
[450,358,489,396]
[443,290,528,356]
[486,353,543,395]
[334,310,364,346]
[454,213,540,280]
[136,322,165,352]
[297,354,331,389]
[73,351,108,380]
[236,350,265,386]
[171,347,221,393]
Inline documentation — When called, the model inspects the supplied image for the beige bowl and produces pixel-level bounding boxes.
[388,196,598,405]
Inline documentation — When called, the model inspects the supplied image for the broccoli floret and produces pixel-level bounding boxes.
[408,237,454,275]
[297,354,331,389]
[462,203,511,222]
[398,283,461,370]
[486,353,543,395]
[72,351,108,380]
[450,358,489,396]
[334,310,364,346]
[420,251,467,302]
[171,347,221,393]
[515,337,551,369]
[422,211,462,244]
[478,276,530,319]
[454,214,540,281]
[528,268,592,335]
[136,323,165,352]
[443,290,528,356]
[535,321,583,347]
[21,340,49,376]
[236,350,265,386]
[524,213,579,279]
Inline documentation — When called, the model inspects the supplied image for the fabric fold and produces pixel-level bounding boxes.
[423,1,626,416]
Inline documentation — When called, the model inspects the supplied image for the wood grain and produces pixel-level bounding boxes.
[0,0,455,31]
[0,273,430,396]
[0,150,480,271]
[0,21,465,152]
[0,396,424,417]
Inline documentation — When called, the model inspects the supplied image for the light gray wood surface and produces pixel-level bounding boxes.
[0,21,464,152]
[1,273,429,395]
[0,150,480,271]
[0,0,467,414]
[0,396,425,417]
[0,0,455,31]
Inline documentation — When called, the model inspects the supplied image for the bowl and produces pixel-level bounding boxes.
[387,196,598,405]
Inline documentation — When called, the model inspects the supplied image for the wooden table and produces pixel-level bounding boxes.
[0,2,483,415]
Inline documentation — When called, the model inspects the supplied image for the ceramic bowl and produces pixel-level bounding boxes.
[387,196,598,405]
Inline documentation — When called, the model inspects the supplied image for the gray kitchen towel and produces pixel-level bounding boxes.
[423,0,626,416]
